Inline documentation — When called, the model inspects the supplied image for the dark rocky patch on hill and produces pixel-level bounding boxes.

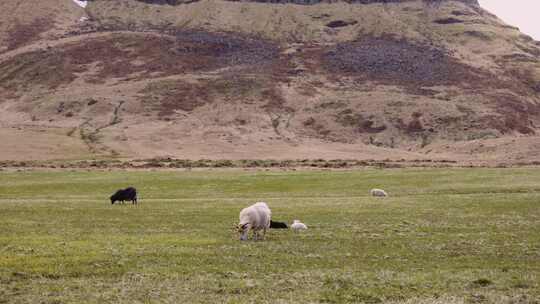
[5,18,54,51]
[0,31,280,94]
[322,36,483,87]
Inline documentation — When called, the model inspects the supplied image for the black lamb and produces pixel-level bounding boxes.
[270,220,288,229]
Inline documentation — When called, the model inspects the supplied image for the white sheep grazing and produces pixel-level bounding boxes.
[291,220,307,232]
[238,202,271,241]
[370,188,388,197]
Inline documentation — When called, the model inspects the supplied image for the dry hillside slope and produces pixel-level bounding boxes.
[0,0,539,165]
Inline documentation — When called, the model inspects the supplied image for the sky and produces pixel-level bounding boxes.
[478,0,540,40]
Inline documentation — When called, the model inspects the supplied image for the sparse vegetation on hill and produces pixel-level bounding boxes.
[0,0,539,163]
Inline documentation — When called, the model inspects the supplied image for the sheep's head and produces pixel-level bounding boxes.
[238,223,249,241]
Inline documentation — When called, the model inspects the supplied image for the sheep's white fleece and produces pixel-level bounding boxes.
[370,189,388,197]
[291,220,307,231]
[239,202,271,240]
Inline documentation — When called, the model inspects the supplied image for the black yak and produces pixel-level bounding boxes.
[270,220,288,229]
[110,187,138,205]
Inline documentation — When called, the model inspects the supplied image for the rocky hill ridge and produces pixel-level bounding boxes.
[0,0,538,165]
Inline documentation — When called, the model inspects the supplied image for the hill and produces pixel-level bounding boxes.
[0,0,539,165]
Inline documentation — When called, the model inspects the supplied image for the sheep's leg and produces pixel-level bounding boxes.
[261,228,266,240]
[253,230,259,241]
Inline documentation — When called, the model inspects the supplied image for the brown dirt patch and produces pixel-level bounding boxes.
[0,48,83,91]
[140,80,213,115]
[508,68,540,94]
[488,94,540,135]
[139,75,288,117]
[335,109,387,134]
[5,17,54,51]
[303,117,332,138]
[396,112,425,134]
[261,87,293,113]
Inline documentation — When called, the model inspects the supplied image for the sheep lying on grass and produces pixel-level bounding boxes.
[291,220,308,232]
[370,188,388,197]
[270,220,288,229]
[238,202,271,241]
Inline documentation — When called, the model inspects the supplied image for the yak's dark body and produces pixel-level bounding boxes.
[270,220,288,229]
[110,187,138,204]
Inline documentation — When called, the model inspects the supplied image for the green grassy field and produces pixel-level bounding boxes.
[1,168,539,303]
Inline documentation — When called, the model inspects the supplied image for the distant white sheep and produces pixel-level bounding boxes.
[291,220,308,232]
[370,188,388,197]
[238,202,271,241]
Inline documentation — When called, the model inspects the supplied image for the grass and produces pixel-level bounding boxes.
[0,168,539,303]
